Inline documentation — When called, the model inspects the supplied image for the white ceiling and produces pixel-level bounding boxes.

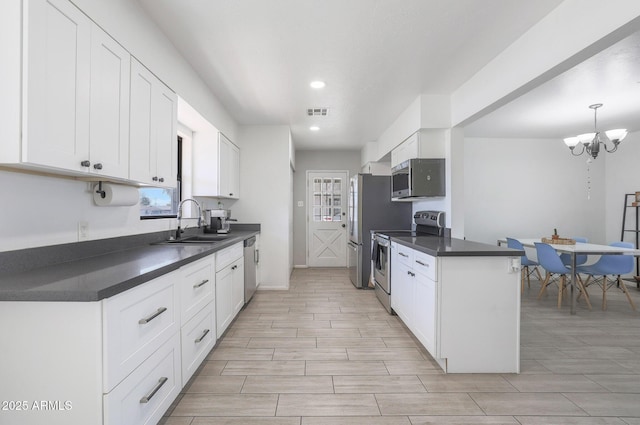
[465,30,640,139]
[137,0,637,150]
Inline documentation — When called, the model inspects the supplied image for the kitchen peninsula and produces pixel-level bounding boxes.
[385,233,523,373]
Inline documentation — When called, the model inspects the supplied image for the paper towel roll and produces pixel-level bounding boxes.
[93,183,139,207]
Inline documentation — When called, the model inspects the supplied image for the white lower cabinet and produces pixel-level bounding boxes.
[103,333,181,425]
[180,301,215,386]
[179,254,216,386]
[413,269,436,354]
[215,243,245,337]
[0,242,259,424]
[390,242,438,366]
[390,241,521,373]
[103,271,180,392]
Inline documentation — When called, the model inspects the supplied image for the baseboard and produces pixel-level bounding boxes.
[294,265,308,269]
[257,284,289,291]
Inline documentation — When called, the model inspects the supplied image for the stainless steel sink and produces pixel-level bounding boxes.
[160,234,231,244]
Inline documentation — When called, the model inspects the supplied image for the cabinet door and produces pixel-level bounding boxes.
[129,58,177,187]
[228,142,240,198]
[129,59,155,184]
[391,261,412,326]
[216,265,234,336]
[25,0,91,171]
[154,81,177,187]
[414,272,436,354]
[192,128,220,197]
[218,133,239,198]
[231,258,245,315]
[89,25,130,179]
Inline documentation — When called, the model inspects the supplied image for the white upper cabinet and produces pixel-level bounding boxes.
[89,25,131,179]
[193,131,240,199]
[1,0,177,186]
[22,0,132,179]
[219,133,240,199]
[129,58,177,187]
[390,129,446,168]
[23,0,92,172]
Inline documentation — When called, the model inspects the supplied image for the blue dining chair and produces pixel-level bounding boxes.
[560,237,588,267]
[535,242,592,309]
[576,242,637,311]
[506,238,542,292]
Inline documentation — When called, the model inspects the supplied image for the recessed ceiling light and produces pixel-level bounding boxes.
[310,126,320,131]
[310,81,326,89]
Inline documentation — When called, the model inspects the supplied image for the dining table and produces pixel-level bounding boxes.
[498,238,640,314]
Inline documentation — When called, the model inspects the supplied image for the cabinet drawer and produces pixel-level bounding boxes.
[414,251,436,281]
[396,243,414,267]
[103,272,179,392]
[216,242,243,272]
[104,333,181,425]
[181,255,215,323]
[181,301,216,386]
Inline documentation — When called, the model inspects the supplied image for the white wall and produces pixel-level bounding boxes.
[233,125,292,289]
[0,170,175,251]
[464,137,607,245]
[605,130,640,245]
[292,150,362,267]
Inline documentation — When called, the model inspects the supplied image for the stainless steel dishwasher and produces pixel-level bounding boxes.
[243,236,258,304]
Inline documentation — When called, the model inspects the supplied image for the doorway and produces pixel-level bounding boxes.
[307,171,349,267]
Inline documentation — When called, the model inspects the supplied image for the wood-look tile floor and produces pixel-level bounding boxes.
[162,268,640,425]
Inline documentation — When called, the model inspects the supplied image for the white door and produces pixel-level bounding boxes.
[307,171,348,267]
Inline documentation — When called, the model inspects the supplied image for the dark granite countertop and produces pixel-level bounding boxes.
[387,234,524,257]
[0,230,258,302]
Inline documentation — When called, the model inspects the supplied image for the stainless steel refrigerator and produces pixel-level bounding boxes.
[347,174,412,288]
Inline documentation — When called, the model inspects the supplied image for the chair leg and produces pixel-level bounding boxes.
[534,267,543,281]
[538,273,551,299]
[618,276,637,311]
[520,268,525,292]
[557,275,565,308]
[602,275,607,311]
[526,266,531,288]
[576,275,592,310]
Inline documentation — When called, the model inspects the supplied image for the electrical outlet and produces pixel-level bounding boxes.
[297,201,304,207]
[78,221,89,241]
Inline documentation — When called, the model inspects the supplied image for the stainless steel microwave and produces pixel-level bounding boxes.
[391,158,445,199]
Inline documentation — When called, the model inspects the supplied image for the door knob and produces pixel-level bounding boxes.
[341,224,346,228]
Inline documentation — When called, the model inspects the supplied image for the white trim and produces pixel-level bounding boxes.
[294,265,309,269]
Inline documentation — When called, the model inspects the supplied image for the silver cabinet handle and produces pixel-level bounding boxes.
[193,279,209,289]
[139,377,168,404]
[399,252,408,258]
[93,163,103,170]
[80,160,90,167]
[415,260,429,267]
[255,249,259,264]
[195,328,210,344]
[138,307,167,324]
[159,177,164,183]
[152,176,158,181]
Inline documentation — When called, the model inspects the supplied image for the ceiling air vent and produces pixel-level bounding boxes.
[307,108,328,116]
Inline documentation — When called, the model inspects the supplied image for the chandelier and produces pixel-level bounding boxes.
[563,103,627,159]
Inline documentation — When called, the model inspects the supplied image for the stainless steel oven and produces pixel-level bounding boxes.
[372,233,392,313]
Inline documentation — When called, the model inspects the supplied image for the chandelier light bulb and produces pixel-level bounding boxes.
[563,137,580,147]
